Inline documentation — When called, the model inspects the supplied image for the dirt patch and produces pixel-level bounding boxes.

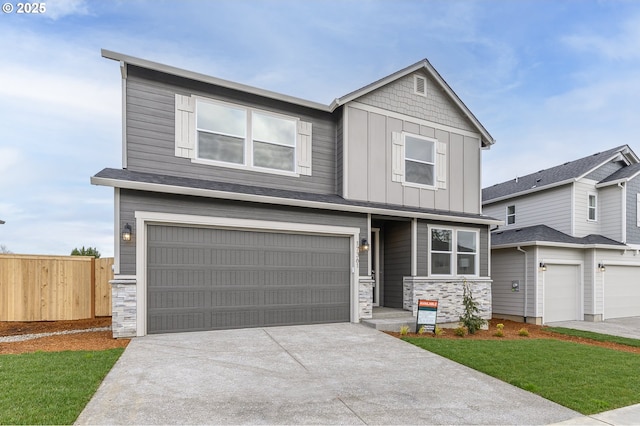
[386,318,640,354]
[0,317,130,355]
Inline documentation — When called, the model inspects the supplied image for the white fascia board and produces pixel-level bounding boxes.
[91,176,502,226]
[102,49,330,113]
[492,241,628,250]
[482,179,575,206]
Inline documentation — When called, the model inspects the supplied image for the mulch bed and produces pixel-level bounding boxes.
[1,317,638,355]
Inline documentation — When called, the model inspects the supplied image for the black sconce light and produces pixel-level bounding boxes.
[360,238,370,252]
[598,263,606,272]
[122,223,132,242]
[539,262,547,272]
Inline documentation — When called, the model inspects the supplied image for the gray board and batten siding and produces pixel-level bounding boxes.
[344,104,482,214]
[146,225,351,333]
[118,189,370,276]
[627,175,640,244]
[125,66,337,195]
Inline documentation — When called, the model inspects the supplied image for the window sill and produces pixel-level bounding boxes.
[191,158,300,178]
[402,181,437,191]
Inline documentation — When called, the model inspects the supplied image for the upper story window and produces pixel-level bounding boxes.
[588,193,597,221]
[507,205,516,225]
[175,94,313,177]
[405,134,435,187]
[430,227,479,276]
[391,131,446,189]
[196,100,297,172]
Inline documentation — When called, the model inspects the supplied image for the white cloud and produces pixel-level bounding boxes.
[562,14,640,61]
[45,0,90,20]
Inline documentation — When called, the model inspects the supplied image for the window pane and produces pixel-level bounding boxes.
[197,102,246,136]
[253,141,295,171]
[406,160,434,186]
[507,216,515,225]
[457,231,476,253]
[457,254,476,275]
[432,253,451,275]
[405,136,434,162]
[253,112,296,146]
[431,229,451,251]
[589,195,596,208]
[198,132,244,164]
[507,205,515,215]
[589,207,596,221]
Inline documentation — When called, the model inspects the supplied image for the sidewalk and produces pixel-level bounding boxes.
[552,403,640,425]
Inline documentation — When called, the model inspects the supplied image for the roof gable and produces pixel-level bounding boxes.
[332,59,494,147]
[483,145,637,203]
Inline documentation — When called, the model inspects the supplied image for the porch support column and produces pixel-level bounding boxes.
[411,218,417,277]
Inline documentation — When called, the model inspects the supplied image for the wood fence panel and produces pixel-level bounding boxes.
[0,255,113,321]
[94,258,114,317]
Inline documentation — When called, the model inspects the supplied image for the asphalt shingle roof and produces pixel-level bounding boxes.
[598,162,640,184]
[491,224,626,247]
[94,168,498,222]
[482,145,627,203]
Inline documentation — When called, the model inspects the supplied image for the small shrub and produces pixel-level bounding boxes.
[399,324,411,336]
[417,325,427,335]
[434,326,445,336]
[459,279,486,334]
[494,323,505,337]
[454,326,466,337]
[518,328,530,337]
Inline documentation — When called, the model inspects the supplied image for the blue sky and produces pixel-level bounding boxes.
[1,0,639,256]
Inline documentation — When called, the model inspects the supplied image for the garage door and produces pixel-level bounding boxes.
[146,225,351,334]
[544,264,580,323]
[604,266,640,319]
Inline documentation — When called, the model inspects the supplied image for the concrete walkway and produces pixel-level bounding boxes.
[76,323,579,425]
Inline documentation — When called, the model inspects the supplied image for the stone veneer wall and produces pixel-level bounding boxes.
[403,277,492,324]
[358,278,374,320]
[110,277,137,338]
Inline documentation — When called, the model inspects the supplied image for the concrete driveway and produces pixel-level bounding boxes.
[76,323,579,425]
[546,316,640,339]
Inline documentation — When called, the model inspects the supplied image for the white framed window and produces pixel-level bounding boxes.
[392,131,446,189]
[588,193,597,221]
[175,94,312,176]
[405,133,436,187]
[429,226,479,276]
[507,205,516,225]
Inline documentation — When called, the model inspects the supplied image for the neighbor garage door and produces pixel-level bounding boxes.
[604,266,640,319]
[544,264,580,323]
[146,225,351,334]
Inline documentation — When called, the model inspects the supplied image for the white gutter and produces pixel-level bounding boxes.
[492,241,628,250]
[91,175,503,226]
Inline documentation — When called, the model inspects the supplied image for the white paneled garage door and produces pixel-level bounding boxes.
[544,264,580,323]
[146,225,352,334]
[604,266,640,319]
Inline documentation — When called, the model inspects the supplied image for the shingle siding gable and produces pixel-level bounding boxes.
[356,72,476,132]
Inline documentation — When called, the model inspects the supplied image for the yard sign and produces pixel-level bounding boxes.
[416,299,438,333]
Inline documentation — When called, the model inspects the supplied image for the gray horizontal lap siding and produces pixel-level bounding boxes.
[125,66,336,194]
[628,176,640,244]
[119,189,368,276]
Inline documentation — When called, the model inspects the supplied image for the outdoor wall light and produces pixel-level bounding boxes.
[360,238,370,252]
[598,263,606,272]
[122,223,132,242]
[539,262,547,271]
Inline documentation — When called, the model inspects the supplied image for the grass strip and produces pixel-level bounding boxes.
[546,327,640,348]
[404,338,640,415]
[0,348,124,425]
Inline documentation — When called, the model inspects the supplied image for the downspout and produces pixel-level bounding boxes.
[619,182,626,243]
[516,246,528,323]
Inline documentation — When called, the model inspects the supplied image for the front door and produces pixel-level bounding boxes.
[372,228,381,306]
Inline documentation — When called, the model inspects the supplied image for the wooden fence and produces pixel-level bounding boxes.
[0,255,113,321]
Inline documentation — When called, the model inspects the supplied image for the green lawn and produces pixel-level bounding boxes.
[546,327,640,348]
[0,349,124,425]
[404,337,640,415]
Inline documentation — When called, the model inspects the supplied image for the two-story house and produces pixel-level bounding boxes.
[92,50,500,337]
[483,145,640,324]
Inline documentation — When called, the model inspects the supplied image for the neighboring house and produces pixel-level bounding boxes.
[92,50,500,337]
[483,145,640,324]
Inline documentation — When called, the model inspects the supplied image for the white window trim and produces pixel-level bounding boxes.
[194,97,300,176]
[403,132,437,190]
[428,225,480,277]
[587,192,598,222]
[506,205,516,225]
